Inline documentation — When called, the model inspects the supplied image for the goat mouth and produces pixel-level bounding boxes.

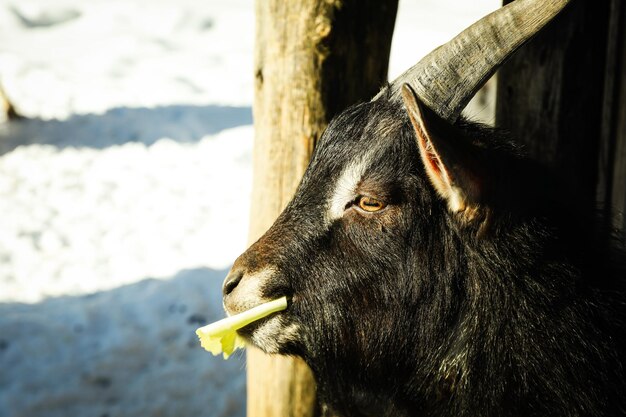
[234,310,284,349]
[229,295,294,350]
[223,295,290,332]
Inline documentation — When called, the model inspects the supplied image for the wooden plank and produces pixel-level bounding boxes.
[597,0,626,238]
[496,0,611,217]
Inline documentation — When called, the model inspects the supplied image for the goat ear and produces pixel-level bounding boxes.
[401,84,488,224]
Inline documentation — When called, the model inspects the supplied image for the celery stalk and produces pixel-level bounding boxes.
[196,296,288,359]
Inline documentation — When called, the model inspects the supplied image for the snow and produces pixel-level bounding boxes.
[0,0,254,119]
[0,269,247,417]
[0,0,499,416]
[0,125,252,302]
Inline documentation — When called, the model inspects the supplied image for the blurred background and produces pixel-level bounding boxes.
[0,0,499,416]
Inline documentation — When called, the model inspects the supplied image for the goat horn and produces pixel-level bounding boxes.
[381,0,571,123]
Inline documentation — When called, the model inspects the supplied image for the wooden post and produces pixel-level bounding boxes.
[248,1,398,416]
[0,82,22,121]
[496,0,610,218]
[597,0,626,238]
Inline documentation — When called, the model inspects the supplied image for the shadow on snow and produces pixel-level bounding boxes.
[0,104,252,155]
[0,267,246,417]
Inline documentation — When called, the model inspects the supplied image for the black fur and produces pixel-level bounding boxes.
[231,94,626,417]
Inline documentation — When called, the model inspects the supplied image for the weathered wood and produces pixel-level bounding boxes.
[597,0,626,238]
[496,0,610,217]
[249,1,398,416]
[0,82,22,121]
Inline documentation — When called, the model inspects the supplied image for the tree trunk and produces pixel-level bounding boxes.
[496,0,610,218]
[248,1,398,416]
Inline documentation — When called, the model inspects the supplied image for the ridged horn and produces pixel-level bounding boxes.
[381,0,571,123]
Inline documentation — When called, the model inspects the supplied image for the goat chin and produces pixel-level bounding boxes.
[243,316,301,355]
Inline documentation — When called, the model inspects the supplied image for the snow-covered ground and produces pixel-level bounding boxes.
[0,0,499,416]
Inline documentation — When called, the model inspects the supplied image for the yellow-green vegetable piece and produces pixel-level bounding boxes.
[196,296,288,359]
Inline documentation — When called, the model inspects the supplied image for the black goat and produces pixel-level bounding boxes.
[222,0,626,416]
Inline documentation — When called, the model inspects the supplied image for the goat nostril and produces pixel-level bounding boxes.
[223,270,244,296]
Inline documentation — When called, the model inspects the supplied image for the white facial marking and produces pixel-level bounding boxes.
[323,113,402,225]
[326,156,374,224]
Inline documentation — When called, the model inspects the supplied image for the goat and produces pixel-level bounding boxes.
[222,0,626,416]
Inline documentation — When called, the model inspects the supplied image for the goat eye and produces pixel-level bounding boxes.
[357,196,386,212]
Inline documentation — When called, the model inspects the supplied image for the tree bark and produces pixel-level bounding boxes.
[496,0,610,218]
[248,1,398,416]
